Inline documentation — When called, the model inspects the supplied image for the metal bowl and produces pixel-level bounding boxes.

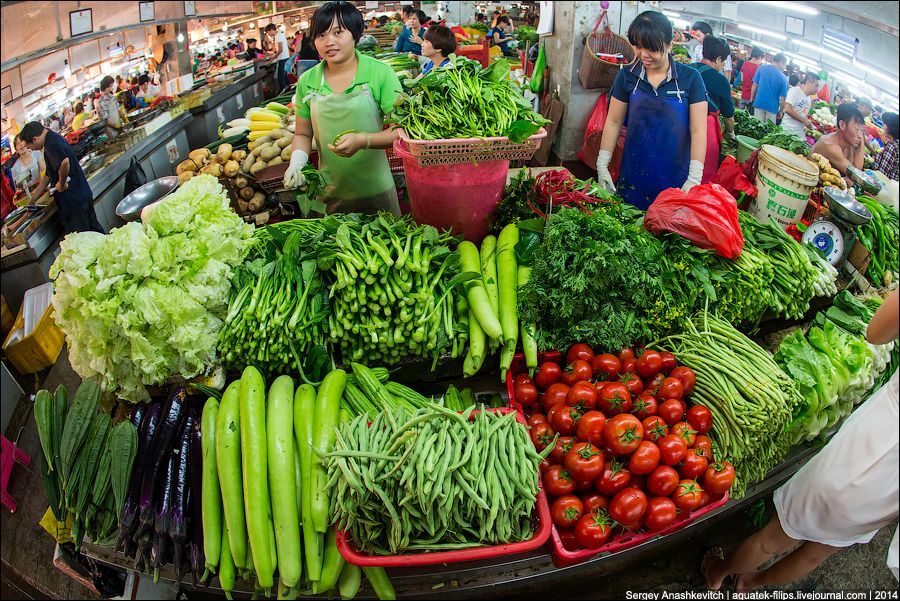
[115,176,179,221]
[846,165,883,195]
[823,187,872,225]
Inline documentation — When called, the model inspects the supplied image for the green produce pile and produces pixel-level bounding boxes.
[466,21,489,33]
[325,405,547,554]
[35,378,137,549]
[389,56,549,142]
[374,51,420,78]
[515,25,538,45]
[655,312,803,497]
[50,175,254,401]
[776,291,895,444]
[734,109,778,140]
[855,196,899,288]
[759,129,809,156]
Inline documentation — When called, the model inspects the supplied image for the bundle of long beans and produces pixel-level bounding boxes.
[654,312,803,497]
[325,406,547,554]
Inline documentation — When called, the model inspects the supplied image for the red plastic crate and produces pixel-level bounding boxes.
[335,408,553,567]
[507,351,731,567]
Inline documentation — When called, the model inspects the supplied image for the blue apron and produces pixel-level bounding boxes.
[617,70,691,210]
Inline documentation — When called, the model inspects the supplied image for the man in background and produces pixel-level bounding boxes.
[781,73,820,138]
[751,53,788,123]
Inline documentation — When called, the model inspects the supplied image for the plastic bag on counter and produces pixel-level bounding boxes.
[123,157,147,197]
[645,183,745,259]
[715,155,758,201]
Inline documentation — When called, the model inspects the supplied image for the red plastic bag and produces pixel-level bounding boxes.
[714,155,758,200]
[644,184,745,259]
[577,93,626,180]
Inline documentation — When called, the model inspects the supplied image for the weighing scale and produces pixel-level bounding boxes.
[802,187,873,268]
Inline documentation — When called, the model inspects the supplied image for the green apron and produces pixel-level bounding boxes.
[304,72,399,215]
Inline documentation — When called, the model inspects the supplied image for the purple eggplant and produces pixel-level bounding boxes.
[120,402,162,547]
[150,447,177,581]
[138,388,186,529]
[189,422,206,584]
[169,412,195,578]
[130,401,149,428]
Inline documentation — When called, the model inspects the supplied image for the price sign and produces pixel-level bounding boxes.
[216,106,226,123]
[166,140,179,163]
[236,95,243,110]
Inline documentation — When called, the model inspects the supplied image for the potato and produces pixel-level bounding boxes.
[241,154,256,174]
[268,129,288,140]
[223,160,240,178]
[189,148,211,162]
[267,156,283,166]
[217,144,233,163]
[231,150,247,162]
[200,162,223,177]
[178,170,195,184]
[237,198,250,213]
[234,175,249,189]
[249,161,267,175]
[176,159,197,175]
[287,124,295,134]
[260,146,281,162]
[281,146,292,161]
[276,137,292,149]
[191,156,207,169]
[239,185,255,200]
[252,143,271,158]
[249,191,266,212]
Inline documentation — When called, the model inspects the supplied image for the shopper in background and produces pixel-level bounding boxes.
[20,121,103,234]
[284,0,402,215]
[874,112,899,181]
[734,46,764,111]
[702,287,899,591]
[858,97,874,120]
[395,9,427,55]
[227,43,238,59]
[135,74,161,106]
[597,10,708,209]
[266,23,291,92]
[71,102,91,130]
[96,76,125,139]
[11,135,49,201]
[781,73,820,138]
[291,29,303,54]
[419,25,457,77]
[811,103,867,184]
[62,105,74,129]
[688,21,712,63]
[690,36,735,184]
[490,15,516,56]
[245,38,261,60]
[788,73,800,88]
[751,53,788,123]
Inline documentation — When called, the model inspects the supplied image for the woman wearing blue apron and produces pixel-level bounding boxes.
[283,1,402,215]
[596,11,709,210]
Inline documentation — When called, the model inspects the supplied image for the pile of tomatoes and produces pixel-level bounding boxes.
[513,344,735,551]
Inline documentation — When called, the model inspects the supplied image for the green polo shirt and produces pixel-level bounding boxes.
[294,50,402,120]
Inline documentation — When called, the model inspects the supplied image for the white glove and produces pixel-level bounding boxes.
[681,160,704,193]
[596,150,616,193]
[283,149,309,190]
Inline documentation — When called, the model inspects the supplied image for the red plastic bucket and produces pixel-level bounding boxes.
[393,139,508,242]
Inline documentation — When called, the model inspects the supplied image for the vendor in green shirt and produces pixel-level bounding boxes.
[283,1,402,215]
[690,35,735,183]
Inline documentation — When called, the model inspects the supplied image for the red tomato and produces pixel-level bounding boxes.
[557,527,578,550]
[646,465,680,496]
[550,436,577,464]
[620,520,643,532]
[543,465,576,497]
[628,441,661,475]
[561,360,593,386]
[672,480,704,511]
[513,373,533,387]
[575,511,613,548]
[635,350,663,379]
[551,495,584,528]
[642,416,669,442]
[566,381,597,410]
[702,461,736,495]
[591,353,621,381]
[609,487,648,525]
[542,383,570,412]
[632,392,658,420]
[594,460,632,496]
[550,405,581,436]
[657,377,684,400]
[530,422,556,452]
[619,372,644,396]
[693,435,714,462]
[565,442,605,482]
[539,458,553,473]
[644,497,677,531]
[698,490,711,508]
[657,435,688,466]
[535,362,562,390]
[598,383,633,416]
[618,348,635,363]
[671,422,698,447]
[659,351,678,373]
[515,382,539,407]
[670,366,696,396]
[581,492,609,514]
[645,373,666,397]
[621,358,637,375]
[680,448,709,480]
[575,411,607,446]
[687,405,713,434]
[603,414,644,455]
[528,414,547,428]
[658,399,685,425]
[575,478,594,492]
[567,343,595,366]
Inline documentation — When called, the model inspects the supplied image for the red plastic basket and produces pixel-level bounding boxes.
[507,351,731,567]
[335,408,553,567]
[397,128,547,167]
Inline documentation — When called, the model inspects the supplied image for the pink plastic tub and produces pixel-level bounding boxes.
[393,139,508,242]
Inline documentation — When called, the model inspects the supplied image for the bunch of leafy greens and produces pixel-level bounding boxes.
[50,175,254,401]
[489,170,539,234]
[518,205,668,351]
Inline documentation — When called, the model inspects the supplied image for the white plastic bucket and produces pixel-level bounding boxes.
[751,145,819,227]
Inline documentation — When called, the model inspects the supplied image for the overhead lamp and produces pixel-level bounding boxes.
[794,40,850,65]
[755,1,819,16]
[738,24,787,40]
[755,41,781,53]
[177,32,185,43]
[63,60,72,78]
[662,10,681,18]
[853,61,900,89]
